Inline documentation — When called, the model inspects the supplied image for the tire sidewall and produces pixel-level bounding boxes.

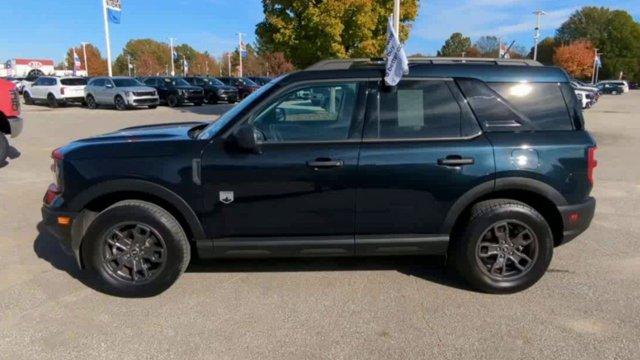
[86,95,97,109]
[82,204,189,297]
[168,95,179,107]
[457,205,553,293]
[0,133,8,163]
[114,96,127,110]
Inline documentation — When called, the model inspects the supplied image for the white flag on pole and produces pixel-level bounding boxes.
[384,16,409,86]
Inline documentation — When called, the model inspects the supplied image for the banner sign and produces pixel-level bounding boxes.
[106,0,122,24]
[384,17,408,86]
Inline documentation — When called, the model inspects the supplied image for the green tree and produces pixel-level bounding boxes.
[556,7,640,81]
[256,0,420,68]
[528,37,555,65]
[437,32,471,57]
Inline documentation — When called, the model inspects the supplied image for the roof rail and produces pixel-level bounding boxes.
[306,57,542,70]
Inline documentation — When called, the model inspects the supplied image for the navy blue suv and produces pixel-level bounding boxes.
[41,58,597,297]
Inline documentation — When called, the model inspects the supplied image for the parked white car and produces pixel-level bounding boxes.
[575,89,594,109]
[597,80,629,93]
[23,76,88,107]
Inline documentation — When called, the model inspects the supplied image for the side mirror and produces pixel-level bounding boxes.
[230,124,262,153]
[106,83,114,89]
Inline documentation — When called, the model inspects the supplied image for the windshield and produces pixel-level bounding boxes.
[206,78,225,86]
[240,77,259,87]
[198,78,282,139]
[164,78,191,87]
[113,78,143,87]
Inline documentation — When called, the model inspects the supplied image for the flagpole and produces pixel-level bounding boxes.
[238,33,243,78]
[102,0,113,76]
[393,0,400,36]
[227,53,231,76]
[591,48,598,84]
[169,37,176,76]
[81,42,89,76]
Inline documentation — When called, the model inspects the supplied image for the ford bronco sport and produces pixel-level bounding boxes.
[41,58,597,297]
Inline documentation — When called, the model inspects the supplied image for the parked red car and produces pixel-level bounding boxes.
[0,79,23,163]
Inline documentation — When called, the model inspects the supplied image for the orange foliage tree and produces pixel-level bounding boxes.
[553,40,595,79]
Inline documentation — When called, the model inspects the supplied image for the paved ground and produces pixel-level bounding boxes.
[1,95,639,359]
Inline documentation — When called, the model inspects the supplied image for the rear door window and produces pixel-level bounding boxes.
[364,80,475,140]
[488,82,573,130]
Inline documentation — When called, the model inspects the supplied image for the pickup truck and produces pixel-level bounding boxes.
[0,79,23,163]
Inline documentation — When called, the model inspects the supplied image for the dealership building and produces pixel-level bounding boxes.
[2,58,56,77]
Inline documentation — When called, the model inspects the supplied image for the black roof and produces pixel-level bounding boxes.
[279,58,570,85]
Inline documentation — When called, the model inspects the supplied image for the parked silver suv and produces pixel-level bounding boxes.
[85,77,159,110]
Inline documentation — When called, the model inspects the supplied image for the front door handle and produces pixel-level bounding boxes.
[438,155,475,167]
[307,158,344,169]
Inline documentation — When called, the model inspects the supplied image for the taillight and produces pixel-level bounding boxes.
[587,147,597,185]
[60,87,66,95]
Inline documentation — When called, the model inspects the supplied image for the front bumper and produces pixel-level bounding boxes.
[127,96,159,107]
[181,94,205,103]
[41,205,78,258]
[8,116,23,138]
[558,197,596,245]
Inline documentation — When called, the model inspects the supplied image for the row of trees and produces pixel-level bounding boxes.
[534,7,640,81]
[63,39,294,77]
[436,33,527,59]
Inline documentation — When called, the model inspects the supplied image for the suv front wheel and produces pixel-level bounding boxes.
[82,200,191,297]
[449,199,553,294]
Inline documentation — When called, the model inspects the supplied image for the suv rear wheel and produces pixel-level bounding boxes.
[82,200,191,297]
[23,92,34,105]
[0,133,8,163]
[47,94,58,108]
[449,199,553,294]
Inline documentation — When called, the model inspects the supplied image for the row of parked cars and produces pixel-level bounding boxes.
[570,79,632,110]
[17,75,272,110]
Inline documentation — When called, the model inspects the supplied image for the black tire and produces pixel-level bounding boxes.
[148,105,157,109]
[167,95,179,107]
[0,133,8,164]
[449,199,553,294]
[86,95,98,109]
[114,95,127,111]
[23,92,34,105]
[82,200,190,297]
[206,94,218,104]
[47,94,59,108]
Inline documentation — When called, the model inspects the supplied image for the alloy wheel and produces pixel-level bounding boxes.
[102,222,167,284]
[475,220,538,280]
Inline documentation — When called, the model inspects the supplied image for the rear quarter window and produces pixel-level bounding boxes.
[61,78,88,86]
[488,82,573,130]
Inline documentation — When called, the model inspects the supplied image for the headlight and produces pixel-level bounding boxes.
[124,91,133,97]
[217,89,224,95]
[51,148,64,192]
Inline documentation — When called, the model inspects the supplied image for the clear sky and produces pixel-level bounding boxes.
[2,0,639,63]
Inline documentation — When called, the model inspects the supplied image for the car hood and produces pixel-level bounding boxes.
[93,121,204,141]
[175,86,202,91]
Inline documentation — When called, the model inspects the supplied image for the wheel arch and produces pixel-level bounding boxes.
[442,177,567,246]
[69,179,206,244]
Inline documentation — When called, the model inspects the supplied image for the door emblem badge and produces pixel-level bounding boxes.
[219,191,234,204]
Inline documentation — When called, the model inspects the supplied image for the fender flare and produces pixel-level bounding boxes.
[69,179,206,240]
[439,177,567,234]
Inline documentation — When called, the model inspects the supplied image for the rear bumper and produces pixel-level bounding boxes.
[60,96,85,103]
[8,116,23,138]
[558,197,596,245]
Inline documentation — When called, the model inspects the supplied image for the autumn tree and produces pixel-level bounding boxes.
[113,39,171,76]
[256,0,419,68]
[262,52,295,76]
[474,36,500,57]
[438,32,471,57]
[553,40,595,79]
[556,7,640,81]
[65,43,108,75]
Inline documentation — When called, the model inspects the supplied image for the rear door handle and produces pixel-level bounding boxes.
[438,155,475,167]
[307,158,344,168]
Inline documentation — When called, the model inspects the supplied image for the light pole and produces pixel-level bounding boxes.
[127,54,132,77]
[169,37,176,76]
[532,10,546,61]
[393,0,400,36]
[237,33,244,77]
[80,42,89,76]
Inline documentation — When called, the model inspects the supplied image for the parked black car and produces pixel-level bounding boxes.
[183,76,238,104]
[247,76,272,86]
[42,58,597,297]
[142,76,205,107]
[597,82,624,95]
[216,76,260,99]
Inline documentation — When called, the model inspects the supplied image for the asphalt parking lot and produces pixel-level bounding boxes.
[1,94,639,359]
